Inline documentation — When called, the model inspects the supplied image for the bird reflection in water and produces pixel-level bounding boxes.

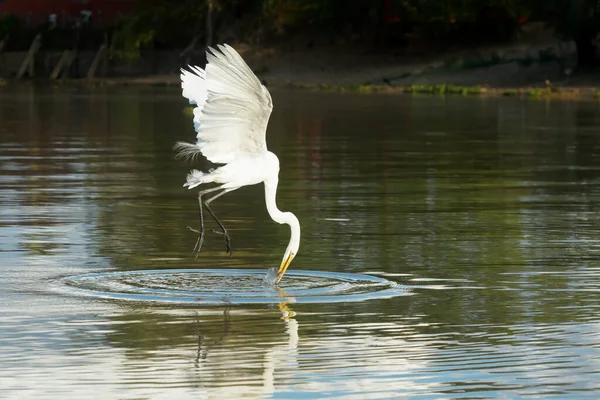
[194,308,231,367]
[192,288,298,394]
[277,287,297,320]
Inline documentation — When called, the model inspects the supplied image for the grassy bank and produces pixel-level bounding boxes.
[63,77,600,100]
[10,75,600,100]
[293,82,600,100]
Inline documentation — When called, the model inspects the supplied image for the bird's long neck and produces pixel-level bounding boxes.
[264,176,300,251]
[264,176,288,224]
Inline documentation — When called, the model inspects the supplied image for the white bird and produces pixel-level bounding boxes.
[174,44,300,284]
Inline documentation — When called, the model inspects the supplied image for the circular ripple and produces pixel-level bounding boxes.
[62,269,409,305]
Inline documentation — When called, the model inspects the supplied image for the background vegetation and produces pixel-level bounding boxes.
[116,0,600,68]
[0,0,598,69]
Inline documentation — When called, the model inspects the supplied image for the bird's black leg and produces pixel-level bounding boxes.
[188,186,222,258]
[187,192,206,259]
[204,204,232,256]
[204,189,233,256]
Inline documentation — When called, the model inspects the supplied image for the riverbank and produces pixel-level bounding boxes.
[62,66,600,101]
[42,71,597,101]
[239,33,600,99]
[77,78,598,100]
[292,83,600,100]
[10,29,600,100]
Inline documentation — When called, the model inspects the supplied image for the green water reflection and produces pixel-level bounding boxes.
[1,85,600,397]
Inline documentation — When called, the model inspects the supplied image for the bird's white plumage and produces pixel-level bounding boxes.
[175,43,300,284]
[177,44,272,165]
[181,65,207,107]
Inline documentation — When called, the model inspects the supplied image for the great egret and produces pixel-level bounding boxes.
[174,44,300,284]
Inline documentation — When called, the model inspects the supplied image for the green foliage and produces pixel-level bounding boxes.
[531,0,600,66]
[260,0,320,34]
[117,0,598,67]
[398,0,529,41]
[111,17,157,61]
[183,106,194,116]
[446,84,465,94]
[538,0,600,38]
[527,88,548,98]
[111,0,206,60]
[463,86,482,95]
[404,84,434,94]
[502,89,519,96]
[260,0,381,35]
[0,14,19,39]
[126,0,532,44]
[402,84,482,95]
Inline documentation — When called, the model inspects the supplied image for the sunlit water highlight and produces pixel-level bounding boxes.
[2,86,600,398]
[61,269,409,304]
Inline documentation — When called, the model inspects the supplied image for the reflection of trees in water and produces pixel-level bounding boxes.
[5,88,600,326]
[8,89,600,396]
[81,87,192,268]
[1,85,212,265]
[273,93,600,325]
[2,85,106,258]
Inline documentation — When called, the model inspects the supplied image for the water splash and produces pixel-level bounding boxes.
[262,267,279,286]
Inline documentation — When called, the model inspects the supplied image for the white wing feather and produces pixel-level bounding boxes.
[175,44,273,164]
[181,65,207,107]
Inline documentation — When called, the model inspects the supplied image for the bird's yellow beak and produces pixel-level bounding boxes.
[275,252,295,284]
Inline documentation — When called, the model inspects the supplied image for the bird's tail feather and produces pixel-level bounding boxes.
[173,141,203,162]
[184,169,215,189]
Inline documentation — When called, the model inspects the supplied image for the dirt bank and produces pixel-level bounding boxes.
[56,28,600,99]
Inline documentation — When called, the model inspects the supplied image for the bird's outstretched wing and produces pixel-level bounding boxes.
[175,44,273,164]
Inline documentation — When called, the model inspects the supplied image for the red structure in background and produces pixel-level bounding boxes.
[0,0,136,27]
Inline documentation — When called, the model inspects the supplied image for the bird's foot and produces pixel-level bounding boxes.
[211,229,232,257]
[187,226,204,259]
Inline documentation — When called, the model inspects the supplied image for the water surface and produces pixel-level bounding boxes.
[2,85,600,398]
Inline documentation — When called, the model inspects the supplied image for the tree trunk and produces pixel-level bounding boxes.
[206,0,214,48]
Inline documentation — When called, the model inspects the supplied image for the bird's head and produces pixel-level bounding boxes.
[275,211,300,284]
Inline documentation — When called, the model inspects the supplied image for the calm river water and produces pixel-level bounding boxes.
[2,85,600,398]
